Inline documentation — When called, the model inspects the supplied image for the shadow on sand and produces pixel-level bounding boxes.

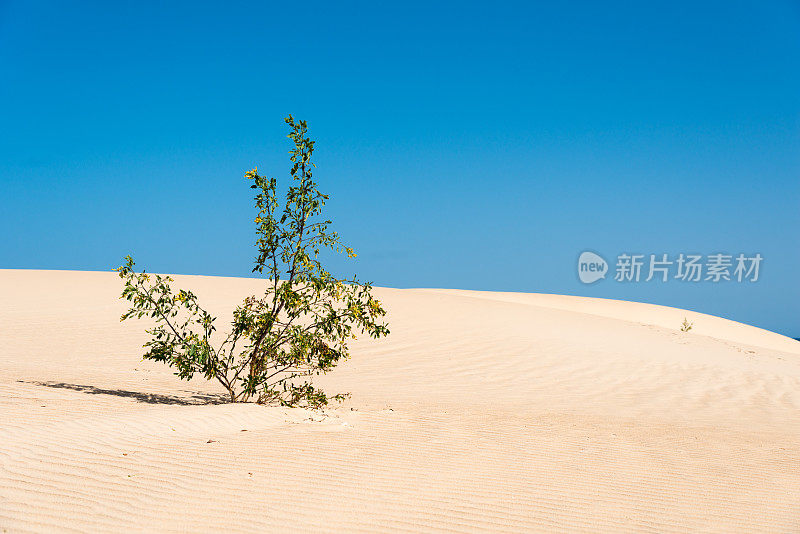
[20,381,229,405]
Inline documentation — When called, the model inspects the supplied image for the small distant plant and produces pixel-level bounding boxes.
[116,116,389,407]
[680,318,693,332]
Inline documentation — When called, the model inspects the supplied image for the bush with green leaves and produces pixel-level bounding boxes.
[117,116,389,407]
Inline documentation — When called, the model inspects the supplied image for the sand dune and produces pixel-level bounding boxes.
[1,269,799,532]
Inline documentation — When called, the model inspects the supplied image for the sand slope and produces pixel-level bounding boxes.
[1,270,799,532]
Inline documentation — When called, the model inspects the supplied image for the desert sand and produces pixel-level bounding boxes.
[1,269,799,532]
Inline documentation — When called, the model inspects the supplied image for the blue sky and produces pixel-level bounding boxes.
[1,1,798,336]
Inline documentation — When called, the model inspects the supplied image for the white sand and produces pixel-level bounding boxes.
[1,269,799,532]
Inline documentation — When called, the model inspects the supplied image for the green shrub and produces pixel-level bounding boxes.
[116,116,389,407]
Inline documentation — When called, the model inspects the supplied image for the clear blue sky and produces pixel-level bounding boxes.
[1,1,798,336]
